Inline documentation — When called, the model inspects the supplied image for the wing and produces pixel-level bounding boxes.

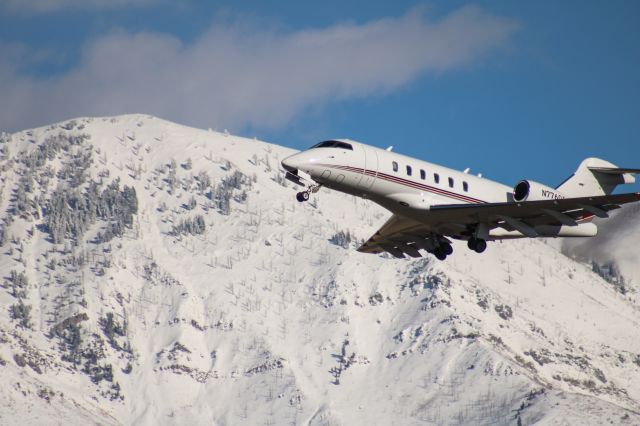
[357,192,640,257]
[357,214,448,258]
[426,192,640,237]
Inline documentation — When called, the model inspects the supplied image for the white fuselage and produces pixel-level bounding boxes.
[284,139,511,208]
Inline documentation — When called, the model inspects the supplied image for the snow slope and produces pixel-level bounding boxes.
[0,115,639,425]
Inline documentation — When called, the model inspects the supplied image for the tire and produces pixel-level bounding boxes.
[474,239,487,253]
[296,192,306,202]
[467,238,477,251]
[434,249,447,261]
[443,243,453,255]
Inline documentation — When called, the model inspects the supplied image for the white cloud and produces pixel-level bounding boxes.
[1,0,156,14]
[562,204,640,287]
[0,6,518,132]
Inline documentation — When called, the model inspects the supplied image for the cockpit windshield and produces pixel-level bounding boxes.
[310,140,353,150]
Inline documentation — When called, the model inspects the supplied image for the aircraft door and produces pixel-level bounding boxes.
[358,145,378,189]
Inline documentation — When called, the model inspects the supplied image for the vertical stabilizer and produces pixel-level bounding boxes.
[556,157,638,197]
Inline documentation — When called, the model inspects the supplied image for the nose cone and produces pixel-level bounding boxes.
[281,153,300,173]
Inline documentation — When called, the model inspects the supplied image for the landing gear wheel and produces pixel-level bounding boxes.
[432,245,447,260]
[296,191,309,202]
[442,243,453,256]
[467,238,487,253]
[474,239,487,253]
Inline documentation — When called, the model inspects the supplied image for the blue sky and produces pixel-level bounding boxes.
[1,1,639,191]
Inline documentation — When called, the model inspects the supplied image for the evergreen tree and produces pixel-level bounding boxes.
[9,300,32,328]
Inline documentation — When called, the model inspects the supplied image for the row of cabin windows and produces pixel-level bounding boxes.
[392,161,469,192]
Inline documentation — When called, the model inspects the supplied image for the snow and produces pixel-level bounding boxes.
[0,114,639,425]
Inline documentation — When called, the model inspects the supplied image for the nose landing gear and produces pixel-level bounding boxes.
[295,183,322,203]
[296,191,310,202]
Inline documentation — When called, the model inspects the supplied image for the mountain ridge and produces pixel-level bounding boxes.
[0,114,639,425]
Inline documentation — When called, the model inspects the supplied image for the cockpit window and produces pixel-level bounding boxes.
[310,140,353,150]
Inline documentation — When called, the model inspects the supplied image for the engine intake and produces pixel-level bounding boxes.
[513,180,565,202]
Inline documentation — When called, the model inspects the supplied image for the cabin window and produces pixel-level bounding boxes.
[392,161,398,172]
[448,177,454,188]
[463,181,469,192]
[406,165,412,176]
[420,169,426,180]
[434,173,440,184]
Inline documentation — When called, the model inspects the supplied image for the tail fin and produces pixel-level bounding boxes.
[556,157,639,197]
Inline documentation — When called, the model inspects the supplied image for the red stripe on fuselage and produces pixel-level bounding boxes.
[317,163,486,204]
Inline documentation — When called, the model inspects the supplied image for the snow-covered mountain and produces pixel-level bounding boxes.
[0,115,639,425]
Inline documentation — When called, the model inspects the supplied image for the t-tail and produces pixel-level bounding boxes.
[556,157,640,197]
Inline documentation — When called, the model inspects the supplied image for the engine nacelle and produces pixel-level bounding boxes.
[513,180,565,202]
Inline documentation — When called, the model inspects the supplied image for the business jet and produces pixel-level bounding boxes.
[281,140,640,260]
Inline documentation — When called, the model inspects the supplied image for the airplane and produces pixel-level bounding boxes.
[281,139,640,260]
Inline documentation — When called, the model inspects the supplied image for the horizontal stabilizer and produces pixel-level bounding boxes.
[557,158,638,196]
[588,166,640,175]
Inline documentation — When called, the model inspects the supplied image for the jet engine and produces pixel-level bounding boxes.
[513,180,565,202]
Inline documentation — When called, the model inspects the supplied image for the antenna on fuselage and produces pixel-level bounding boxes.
[386,146,393,151]
[463,168,470,174]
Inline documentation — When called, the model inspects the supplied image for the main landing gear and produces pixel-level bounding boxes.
[467,237,487,253]
[431,242,453,261]
[429,238,486,260]
[296,183,321,203]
